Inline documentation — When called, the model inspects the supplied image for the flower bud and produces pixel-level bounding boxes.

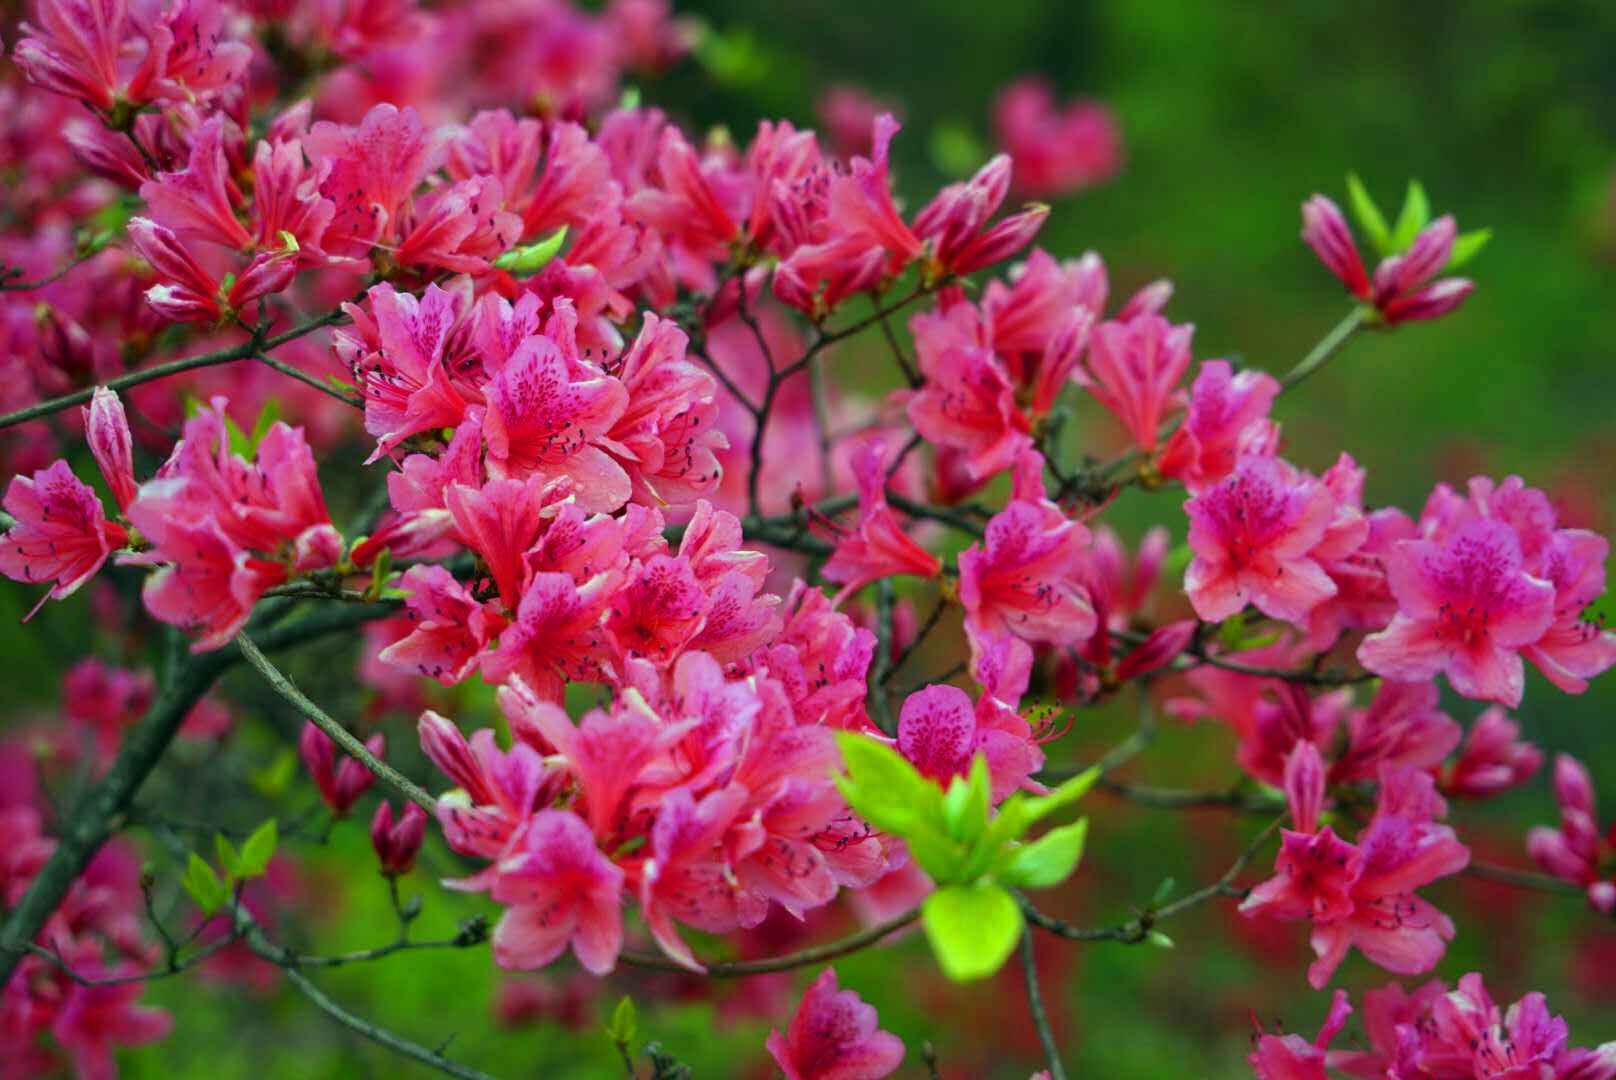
[371,800,427,876]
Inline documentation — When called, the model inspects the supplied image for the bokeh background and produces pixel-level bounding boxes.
[6,1,1616,1076]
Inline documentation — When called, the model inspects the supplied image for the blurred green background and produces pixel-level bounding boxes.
[8,1,1616,1077]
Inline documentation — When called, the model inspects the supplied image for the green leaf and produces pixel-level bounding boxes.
[1446,227,1492,270]
[1389,180,1431,252]
[493,227,568,276]
[222,411,253,458]
[928,123,985,180]
[607,995,637,1048]
[1019,765,1100,828]
[249,400,282,450]
[182,853,227,915]
[214,835,241,882]
[921,883,1024,981]
[903,820,968,885]
[833,732,939,838]
[1345,173,1391,256]
[1217,612,1248,652]
[693,25,768,86]
[998,818,1088,889]
[940,753,991,844]
[237,819,278,879]
[1151,877,1177,906]
[1145,930,1175,949]
[249,749,297,799]
[366,546,394,602]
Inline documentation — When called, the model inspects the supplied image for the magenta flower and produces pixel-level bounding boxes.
[1527,754,1616,914]
[1158,359,1280,492]
[1358,517,1556,707]
[765,968,905,1080]
[897,683,1042,800]
[906,305,1033,481]
[84,387,137,513]
[911,154,1049,276]
[1246,989,1351,1080]
[1300,193,1474,325]
[481,571,621,698]
[418,711,556,863]
[139,115,253,251]
[378,564,493,685]
[993,77,1123,200]
[48,952,174,1080]
[305,103,442,258]
[820,437,941,605]
[14,0,128,112]
[370,801,428,877]
[1183,455,1338,625]
[1442,706,1542,799]
[341,282,475,460]
[603,313,727,506]
[0,459,127,617]
[959,485,1096,649]
[1078,313,1193,453]
[604,554,709,667]
[299,723,386,818]
[1523,529,1616,694]
[489,809,625,974]
[483,333,630,514]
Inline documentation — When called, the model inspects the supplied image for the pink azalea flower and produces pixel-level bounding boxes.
[993,77,1123,200]
[604,554,709,667]
[980,249,1101,417]
[1358,517,1556,707]
[816,84,896,159]
[820,437,941,605]
[418,710,557,863]
[911,154,1049,276]
[370,801,428,876]
[1247,989,1351,1080]
[959,470,1096,648]
[1331,680,1462,785]
[84,386,137,513]
[1078,312,1192,454]
[1523,529,1616,694]
[138,115,253,251]
[14,0,130,111]
[299,723,385,817]
[339,282,475,460]
[602,312,727,506]
[482,330,629,514]
[378,564,493,684]
[1527,754,1616,914]
[905,305,1034,481]
[638,783,759,970]
[441,475,554,610]
[1157,359,1281,492]
[0,459,127,616]
[1300,193,1474,325]
[488,808,625,974]
[1442,706,1542,799]
[765,968,905,1080]
[897,684,1042,800]
[480,571,621,698]
[49,950,174,1079]
[249,136,337,262]
[305,103,443,258]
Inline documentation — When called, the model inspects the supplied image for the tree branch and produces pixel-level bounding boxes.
[235,632,437,814]
[617,908,919,977]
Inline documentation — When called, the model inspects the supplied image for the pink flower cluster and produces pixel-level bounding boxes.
[993,77,1123,200]
[0,743,172,1077]
[1241,742,1470,988]
[1528,754,1616,914]
[1249,974,1616,1080]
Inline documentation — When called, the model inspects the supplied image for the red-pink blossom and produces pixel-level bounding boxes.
[1358,517,1556,707]
[84,386,137,513]
[1184,455,1338,625]
[959,478,1096,649]
[1442,707,1542,799]
[820,437,941,605]
[1528,754,1616,914]
[299,723,385,817]
[370,801,428,876]
[1078,313,1193,453]
[993,77,1122,200]
[905,304,1033,481]
[489,809,624,974]
[1247,989,1351,1080]
[765,968,905,1080]
[0,459,127,615]
[1158,359,1280,491]
[897,683,1042,800]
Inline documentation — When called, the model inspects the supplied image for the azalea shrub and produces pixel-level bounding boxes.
[1,1,1613,1078]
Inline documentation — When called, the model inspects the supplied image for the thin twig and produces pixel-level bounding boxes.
[1464,860,1587,898]
[234,633,437,815]
[617,908,918,977]
[254,350,361,407]
[1020,930,1066,1080]
[1279,306,1369,391]
[0,310,345,431]
[867,580,898,735]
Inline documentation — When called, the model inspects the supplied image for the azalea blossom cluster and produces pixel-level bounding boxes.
[1,0,1614,1077]
[1250,975,1616,1080]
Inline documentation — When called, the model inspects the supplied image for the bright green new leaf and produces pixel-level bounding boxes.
[607,995,637,1048]
[182,853,227,915]
[1389,179,1431,252]
[922,883,1024,981]
[249,400,282,448]
[940,753,991,844]
[238,819,279,879]
[1151,877,1177,906]
[998,818,1088,890]
[249,749,297,799]
[833,732,938,837]
[1345,173,1391,255]
[214,835,241,882]
[1446,227,1492,270]
[1146,930,1175,949]
[494,227,568,276]
[1019,765,1100,827]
